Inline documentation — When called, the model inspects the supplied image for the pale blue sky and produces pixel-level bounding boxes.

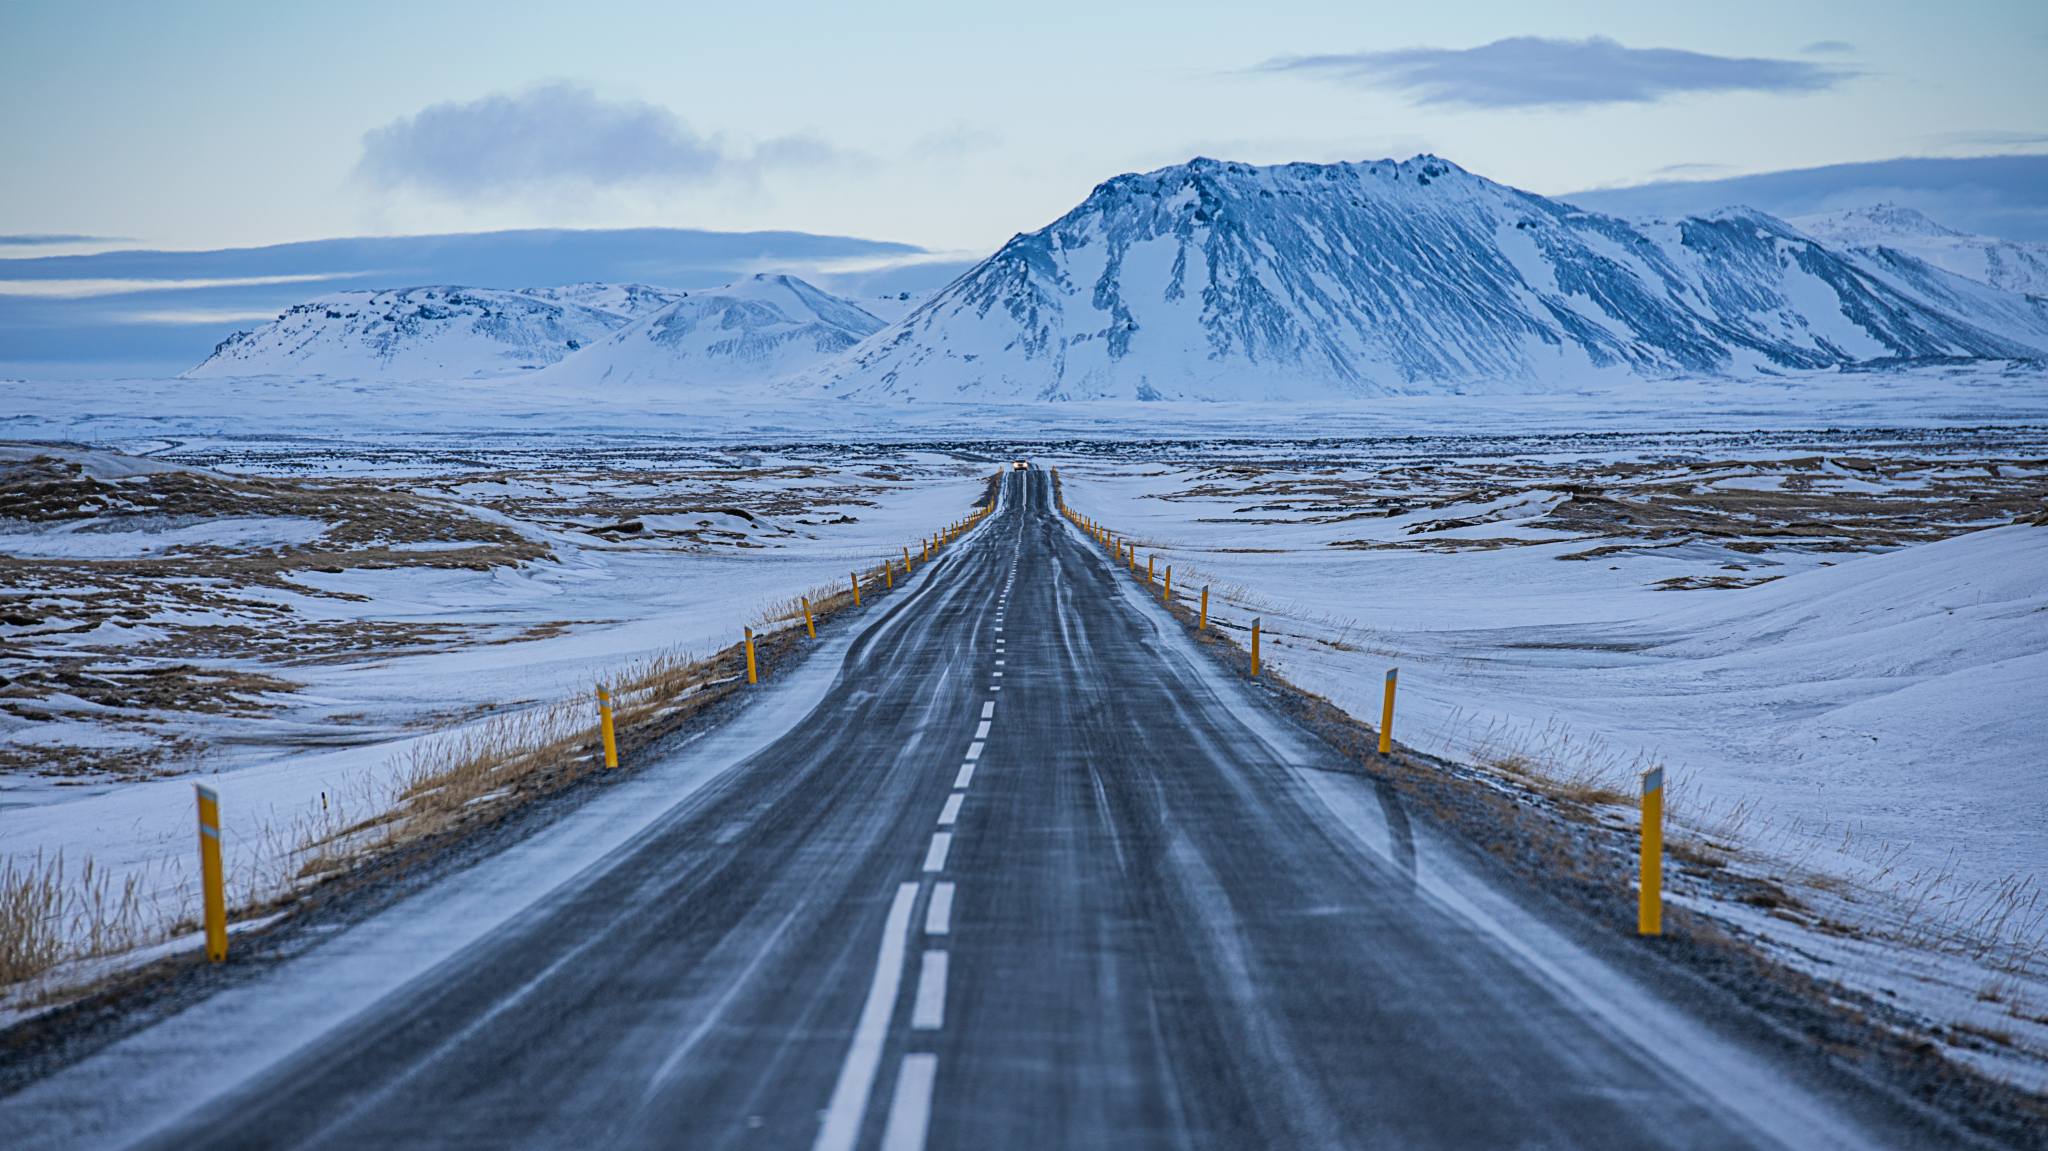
[2,0,2043,255]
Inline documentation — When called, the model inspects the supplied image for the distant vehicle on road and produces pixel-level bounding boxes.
[1013,460,1030,469]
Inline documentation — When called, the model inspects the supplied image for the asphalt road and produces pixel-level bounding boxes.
[39,469,1894,1150]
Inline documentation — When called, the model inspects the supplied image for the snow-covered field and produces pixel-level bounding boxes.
[0,441,994,1004]
[1051,437,2048,1089]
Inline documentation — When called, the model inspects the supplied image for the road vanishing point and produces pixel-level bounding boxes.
[10,470,1914,1150]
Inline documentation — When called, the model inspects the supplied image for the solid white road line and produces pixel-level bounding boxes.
[938,794,964,826]
[922,833,953,872]
[812,883,921,1151]
[879,1054,938,1151]
[965,742,984,760]
[911,951,949,1030]
[953,764,975,788]
[974,720,991,739]
[980,701,994,718]
[925,883,954,935]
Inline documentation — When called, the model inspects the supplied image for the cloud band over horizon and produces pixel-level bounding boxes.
[1264,36,1849,109]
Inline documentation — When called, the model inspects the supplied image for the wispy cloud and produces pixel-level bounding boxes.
[356,82,840,201]
[120,308,287,325]
[1919,129,2048,150]
[0,274,356,299]
[1799,41,1854,55]
[1260,36,1849,109]
[0,234,128,246]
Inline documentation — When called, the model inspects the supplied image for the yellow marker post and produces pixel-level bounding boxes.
[885,562,893,589]
[904,545,912,570]
[1163,566,1171,603]
[598,686,619,768]
[923,538,930,563]
[851,572,861,607]
[803,597,816,640]
[744,627,758,684]
[1147,555,1154,584]
[195,785,227,963]
[1378,668,1398,754]
[1251,618,1261,676]
[1640,767,1664,936]
[1200,586,1209,630]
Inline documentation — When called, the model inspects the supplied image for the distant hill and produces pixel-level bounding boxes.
[183,274,887,382]
[535,274,885,389]
[184,284,683,378]
[1790,205,2048,298]
[1561,155,2048,244]
[0,227,969,379]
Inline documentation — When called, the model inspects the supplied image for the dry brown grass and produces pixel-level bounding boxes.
[0,852,148,985]
[2,501,988,995]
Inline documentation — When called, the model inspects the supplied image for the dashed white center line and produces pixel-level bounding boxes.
[925,883,954,935]
[953,763,975,788]
[973,720,991,739]
[980,701,994,718]
[992,672,1002,677]
[922,833,952,872]
[965,741,984,760]
[911,950,948,1029]
[994,660,1004,666]
[879,1054,938,1151]
[938,793,964,825]
[812,883,920,1151]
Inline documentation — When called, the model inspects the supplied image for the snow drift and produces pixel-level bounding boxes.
[787,156,2048,402]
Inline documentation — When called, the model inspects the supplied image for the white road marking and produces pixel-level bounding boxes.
[878,1054,938,1151]
[993,627,1002,632]
[994,660,1004,666]
[922,833,952,872]
[965,742,984,760]
[953,763,975,788]
[992,672,1002,678]
[974,720,991,739]
[980,701,994,718]
[812,883,921,1151]
[911,950,948,1029]
[926,883,954,935]
[938,794,964,826]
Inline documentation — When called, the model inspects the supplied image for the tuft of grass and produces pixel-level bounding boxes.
[0,852,149,985]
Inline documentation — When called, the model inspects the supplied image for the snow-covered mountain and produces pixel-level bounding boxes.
[786,157,2048,402]
[1789,205,2048,299]
[185,283,685,378]
[533,274,886,389]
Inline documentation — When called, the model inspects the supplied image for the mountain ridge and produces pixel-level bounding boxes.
[782,156,2048,402]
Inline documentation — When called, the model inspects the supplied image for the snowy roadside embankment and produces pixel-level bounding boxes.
[2,444,996,1006]
[1055,447,2048,1090]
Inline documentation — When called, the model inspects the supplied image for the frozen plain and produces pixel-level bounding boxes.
[3,357,2047,1105]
